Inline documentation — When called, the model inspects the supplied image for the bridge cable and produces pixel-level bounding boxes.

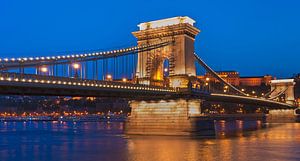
[268,87,289,100]
[194,53,248,96]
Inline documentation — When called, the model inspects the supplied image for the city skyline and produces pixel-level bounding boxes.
[0,0,299,78]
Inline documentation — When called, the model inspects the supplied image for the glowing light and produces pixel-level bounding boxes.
[164,68,168,72]
[106,74,112,80]
[40,66,48,73]
[72,63,80,69]
[122,78,127,82]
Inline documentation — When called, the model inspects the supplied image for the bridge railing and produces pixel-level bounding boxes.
[0,72,176,93]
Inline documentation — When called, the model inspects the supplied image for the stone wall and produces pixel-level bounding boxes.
[125,98,215,136]
[267,109,295,123]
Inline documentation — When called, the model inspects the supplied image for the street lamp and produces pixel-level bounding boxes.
[72,63,80,78]
[106,74,112,81]
[39,66,48,75]
[72,63,80,69]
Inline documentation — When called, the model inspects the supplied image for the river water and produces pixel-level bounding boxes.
[0,121,299,161]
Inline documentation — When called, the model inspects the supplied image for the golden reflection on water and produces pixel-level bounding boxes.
[125,122,300,161]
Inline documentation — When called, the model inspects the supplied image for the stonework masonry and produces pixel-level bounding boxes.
[125,98,215,136]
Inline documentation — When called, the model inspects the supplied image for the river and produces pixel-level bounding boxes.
[0,121,299,161]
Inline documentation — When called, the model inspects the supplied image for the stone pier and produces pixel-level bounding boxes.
[125,98,215,136]
[267,109,296,123]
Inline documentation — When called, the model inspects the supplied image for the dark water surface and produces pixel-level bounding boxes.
[0,121,300,161]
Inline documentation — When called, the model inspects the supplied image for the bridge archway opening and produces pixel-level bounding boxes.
[163,59,169,77]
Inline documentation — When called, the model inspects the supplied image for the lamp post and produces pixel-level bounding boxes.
[39,66,48,75]
[72,63,80,78]
[106,74,112,81]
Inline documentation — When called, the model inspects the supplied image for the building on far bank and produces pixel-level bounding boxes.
[200,71,273,87]
[239,75,273,86]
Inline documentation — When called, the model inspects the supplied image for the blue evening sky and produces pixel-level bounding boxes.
[0,0,299,78]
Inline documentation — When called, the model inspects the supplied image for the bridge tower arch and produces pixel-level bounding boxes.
[133,16,200,88]
[270,79,296,105]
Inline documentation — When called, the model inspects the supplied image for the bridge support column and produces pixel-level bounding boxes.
[267,109,296,123]
[133,16,200,88]
[125,98,215,136]
[270,79,296,105]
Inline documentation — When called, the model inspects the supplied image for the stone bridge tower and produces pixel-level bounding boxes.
[133,16,200,88]
[270,79,296,105]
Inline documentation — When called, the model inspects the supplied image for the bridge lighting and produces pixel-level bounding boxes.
[252,91,256,94]
[122,78,127,82]
[72,63,80,69]
[4,58,8,62]
[40,66,48,73]
[106,74,112,81]
[164,68,168,72]
[241,88,245,92]
[205,77,210,81]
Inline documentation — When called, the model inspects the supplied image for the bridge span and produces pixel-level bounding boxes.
[0,72,294,109]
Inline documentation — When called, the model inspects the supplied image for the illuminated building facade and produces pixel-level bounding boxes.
[201,71,273,87]
[240,75,272,86]
[205,71,240,86]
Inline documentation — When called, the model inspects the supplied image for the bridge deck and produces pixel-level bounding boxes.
[0,73,295,109]
[0,72,175,98]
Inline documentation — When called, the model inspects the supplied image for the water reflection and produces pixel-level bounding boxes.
[0,121,299,161]
[215,120,266,138]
